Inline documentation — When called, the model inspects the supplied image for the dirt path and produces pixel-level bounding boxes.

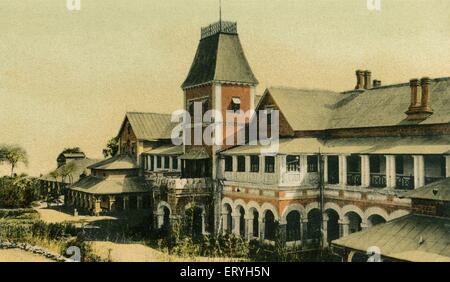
[91,241,239,262]
[34,202,115,224]
[0,249,55,262]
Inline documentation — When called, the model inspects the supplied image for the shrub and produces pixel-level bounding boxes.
[0,176,40,208]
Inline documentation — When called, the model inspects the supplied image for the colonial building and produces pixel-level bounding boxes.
[40,149,100,198]
[67,154,150,215]
[67,20,450,248]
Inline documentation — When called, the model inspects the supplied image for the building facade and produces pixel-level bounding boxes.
[67,20,450,247]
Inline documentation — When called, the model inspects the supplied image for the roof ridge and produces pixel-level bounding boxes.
[126,111,171,116]
[341,76,450,93]
[268,85,338,93]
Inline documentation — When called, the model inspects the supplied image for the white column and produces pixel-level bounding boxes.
[446,156,450,178]
[232,156,237,172]
[413,155,425,189]
[323,155,328,183]
[221,212,229,235]
[279,155,287,185]
[322,213,328,246]
[300,155,308,175]
[339,218,350,238]
[232,212,240,236]
[245,216,253,240]
[245,156,251,172]
[178,158,182,171]
[153,156,158,171]
[169,156,173,171]
[361,155,370,187]
[258,218,265,241]
[385,155,396,188]
[339,155,347,186]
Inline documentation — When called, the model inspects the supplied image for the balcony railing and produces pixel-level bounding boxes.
[396,175,414,190]
[425,176,445,185]
[370,173,386,188]
[347,172,361,186]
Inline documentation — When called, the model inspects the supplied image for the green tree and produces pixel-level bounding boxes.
[60,161,76,185]
[0,145,28,177]
[102,137,119,158]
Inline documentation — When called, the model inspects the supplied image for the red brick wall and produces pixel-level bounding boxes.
[221,84,251,150]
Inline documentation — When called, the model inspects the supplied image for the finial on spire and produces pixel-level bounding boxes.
[219,0,222,25]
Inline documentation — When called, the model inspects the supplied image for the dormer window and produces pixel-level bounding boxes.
[231,97,241,112]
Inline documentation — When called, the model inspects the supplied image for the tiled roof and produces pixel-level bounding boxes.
[119,112,175,141]
[265,87,342,131]
[88,154,137,170]
[70,175,148,195]
[262,77,450,131]
[221,135,450,155]
[331,214,450,262]
[404,178,450,201]
[143,145,183,156]
[182,32,258,88]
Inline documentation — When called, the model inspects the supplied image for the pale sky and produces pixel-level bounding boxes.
[0,0,449,176]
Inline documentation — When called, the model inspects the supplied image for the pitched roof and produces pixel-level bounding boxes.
[330,77,450,129]
[182,28,258,89]
[404,178,450,201]
[263,87,343,131]
[88,154,137,170]
[331,214,450,262]
[143,145,183,156]
[221,135,450,156]
[70,175,148,195]
[262,77,450,132]
[59,152,85,159]
[118,112,175,141]
[40,158,101,184]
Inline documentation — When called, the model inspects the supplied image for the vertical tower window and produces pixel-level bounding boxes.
[224,156,233,172]
[307,155,318,172]
[250,156,260,172]
[286,155,300,172]
[231,97,241,112]
[265,156,275,173]
[237,156,246,172]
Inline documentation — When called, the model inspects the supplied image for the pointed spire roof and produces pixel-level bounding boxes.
[182,21,258,89]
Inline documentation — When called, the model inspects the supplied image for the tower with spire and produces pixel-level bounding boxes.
[180,20,258,181]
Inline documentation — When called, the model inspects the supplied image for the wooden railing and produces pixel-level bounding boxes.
[347,172,361,186]
[370,173,386,188]
[396,175,414,190]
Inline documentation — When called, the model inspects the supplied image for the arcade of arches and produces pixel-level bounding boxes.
[218,199,408,245]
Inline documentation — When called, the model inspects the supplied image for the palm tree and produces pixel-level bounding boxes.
[0,145,28,177]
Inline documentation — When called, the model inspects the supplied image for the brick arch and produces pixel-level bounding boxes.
[246,201,261,216]
[157,201,172,215]
[389,209,410,221]
[281,204,306,224]
[324,202,343,219]
[364,206,389,222]
[221,197,234,210]
[305,202,319,216]
[261,202,279,221]
[342,204,366,224]
[233,199,248,215]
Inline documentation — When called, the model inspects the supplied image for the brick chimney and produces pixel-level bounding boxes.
[363,70,372,89]
[420,77,433,113]
[355,70,364,90]
[405,77,433,120]
[373,80,381,88]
